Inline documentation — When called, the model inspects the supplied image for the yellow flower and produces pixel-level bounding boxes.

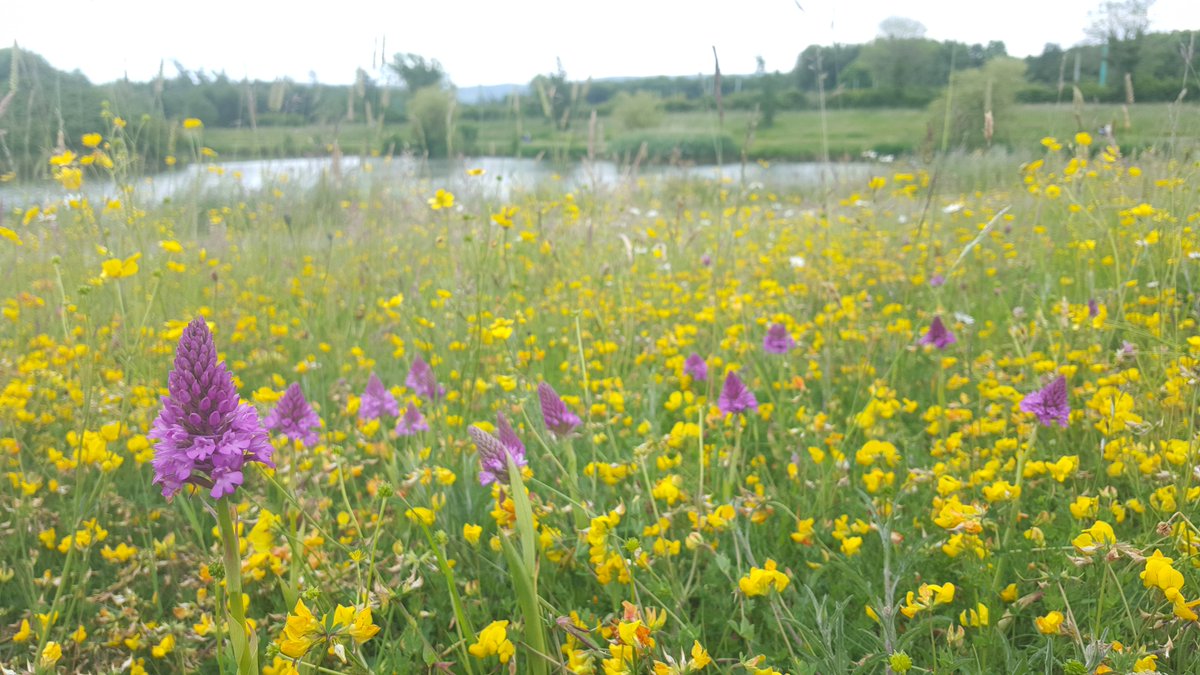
[840,536,863,556]
[1000,583,1018,603]
[71,625,87,643]
[49,150,76,167]
[183,118,204,130]
[13,619,32,642]
[428,188,455,211]
[738,559,790,597]
[492,205,518,228]
[1141,549,1184,592]
[405,507,437,526]
[55,167,83,190]
[466,167,486,176]
[82,133,102,148]
[1074,131,1092,146]
[463,523,483,545]
[1071,520,1116,554]
[101,253,141,279]
[468,620,515,663]
[1034,610,1064,635]
[790,518,815,545]
[690,640,712,669]
[40,641,62,666]
[279,599,323,658]
[151,634,176,658]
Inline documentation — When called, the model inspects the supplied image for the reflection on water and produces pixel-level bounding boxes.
[0,156,876,208]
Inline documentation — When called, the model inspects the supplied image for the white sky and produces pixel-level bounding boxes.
[4,0,1199,86]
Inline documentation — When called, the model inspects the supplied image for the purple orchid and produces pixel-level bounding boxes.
[394,401,430,436]
[538,382,581,437]
[762,323,795,354]
[468,424,528,486]
[359,372,399,421]
[149,317,274,500]
[718,370,758,416]
[264,382,322,447]
[1020,375,1070,428]
[406,355,445,401]
[684,353,708,382]
[919,316,956,350]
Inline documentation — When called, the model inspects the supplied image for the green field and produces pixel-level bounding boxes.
[196,103,1200,165]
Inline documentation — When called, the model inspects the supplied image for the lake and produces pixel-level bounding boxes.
[0,156,878,208]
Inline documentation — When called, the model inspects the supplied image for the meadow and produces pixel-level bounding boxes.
[2,122,1200,675]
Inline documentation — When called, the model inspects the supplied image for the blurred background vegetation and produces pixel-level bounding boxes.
[1,1,1197,178]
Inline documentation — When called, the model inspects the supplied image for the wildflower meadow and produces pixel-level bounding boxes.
[4,123,1200,675]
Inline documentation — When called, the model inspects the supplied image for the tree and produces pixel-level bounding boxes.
[388,53,445,92]
[1086,0,1155,84]
[928,58,1027,149]
[878,16,927,40]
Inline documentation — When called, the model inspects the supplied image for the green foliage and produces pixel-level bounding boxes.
[608,130,737,163]
[407,86,456,158]
[389,53,446,92]
[929,58,1028,149]
[611,91,663,132]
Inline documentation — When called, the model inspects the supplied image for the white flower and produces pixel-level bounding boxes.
[789,256,807,269]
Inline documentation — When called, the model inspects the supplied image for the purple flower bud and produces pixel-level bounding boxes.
[394,402,430,436]
[762,323,795,354]
[538,382,581,437]
[149,317,273,500]
[264,382,322,447]
[406,356,445,401]
[718,371,757,416]
[469,425,527,486]
[359,373,399,421]
[1020,375,1070,428]
[918,316,956,350]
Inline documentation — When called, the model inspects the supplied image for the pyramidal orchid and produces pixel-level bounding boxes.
[469,423,527,486]
[406,355,445,401]
[1020,375,1070,428]
[919,316,956,350]
[762,323,795,354]
[718,371,758,416]
[359,373,399,421]
[394,401,429,436]
[264,382,321,448]
[538,382,581,437]
[149,317,274,500]
[684,353,708,381]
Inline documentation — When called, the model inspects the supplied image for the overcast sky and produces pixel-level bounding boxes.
[5,0,1199,86]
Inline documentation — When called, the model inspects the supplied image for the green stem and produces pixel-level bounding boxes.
[216,500,256,675]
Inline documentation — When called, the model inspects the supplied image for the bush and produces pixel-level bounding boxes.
[407,86,457,158]
[611,91,664,132]
[928,58,1026,150]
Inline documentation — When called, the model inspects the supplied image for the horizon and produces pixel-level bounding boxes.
[5,0,1199,89]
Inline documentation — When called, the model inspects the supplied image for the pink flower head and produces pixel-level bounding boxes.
[359,373,399,421]
[684,353,708,382]
[149,317,273,500]
[264,382,322,447]
[468,424,527,486]
[718,370,758,416]
[538,382,581,437]
[762,323,795,354]
[1020,375,1070,428]
[919,316,956,350]
[406,355,445,401]
[394,401,429,436]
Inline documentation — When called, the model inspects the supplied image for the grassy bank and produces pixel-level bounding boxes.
[198,102,1200,164]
